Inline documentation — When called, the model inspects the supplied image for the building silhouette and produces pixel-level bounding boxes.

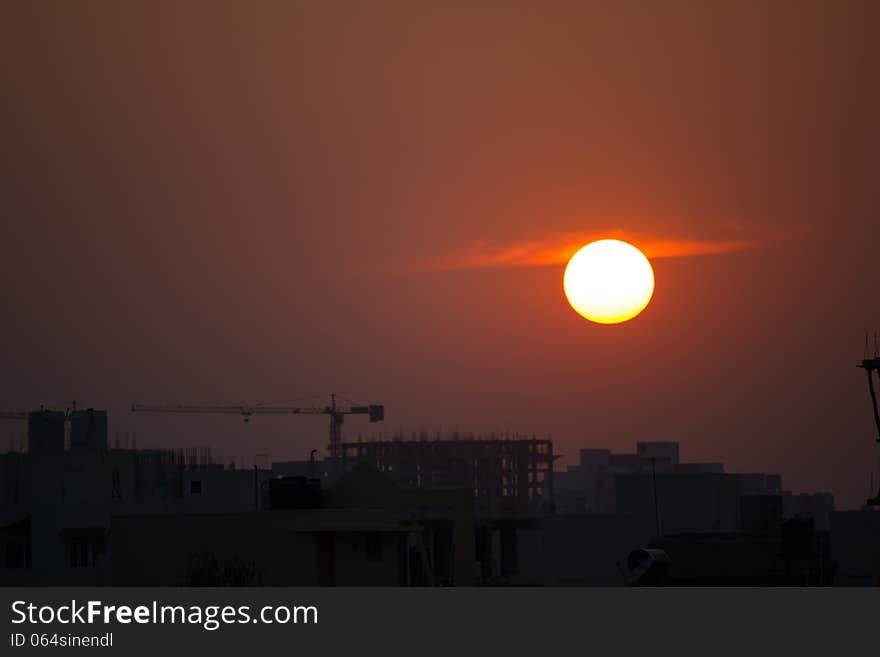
[1,409,878,586]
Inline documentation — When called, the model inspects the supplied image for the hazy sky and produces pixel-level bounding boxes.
[2,1,878,506]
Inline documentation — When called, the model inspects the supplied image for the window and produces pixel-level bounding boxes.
[68,541,91,568]
[190,480,203,494]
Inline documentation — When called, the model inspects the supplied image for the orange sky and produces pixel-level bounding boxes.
[421,223,806,272]
[1,1,879,506]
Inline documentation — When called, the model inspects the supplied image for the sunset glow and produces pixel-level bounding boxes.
[563,240,655,324]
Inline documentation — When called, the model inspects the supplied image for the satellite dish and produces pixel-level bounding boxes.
[623,548,671,586]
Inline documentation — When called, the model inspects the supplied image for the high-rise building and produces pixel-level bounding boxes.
[27,411,65,453]
[69,409,108,451]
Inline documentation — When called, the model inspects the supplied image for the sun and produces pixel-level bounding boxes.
[563,239,655,324]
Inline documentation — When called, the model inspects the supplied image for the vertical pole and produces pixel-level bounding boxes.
[651,457,662,538]
[865,367,880,442]
[328,393,340,461]
[253,464,258,511]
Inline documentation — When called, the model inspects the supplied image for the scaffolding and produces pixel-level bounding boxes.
[341,433,555,518]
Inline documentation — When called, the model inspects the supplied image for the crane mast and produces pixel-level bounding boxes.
[858,333,880,506]
[860,357,880,443]
[859,332,880,443]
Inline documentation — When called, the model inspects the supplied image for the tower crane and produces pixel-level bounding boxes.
[859,334,880,506]
[131,393,384,460]
[0,402,85,422]
[858,334,880,443]
[860,357,880,443]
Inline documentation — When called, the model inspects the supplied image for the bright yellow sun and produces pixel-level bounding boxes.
[563,239,655,324]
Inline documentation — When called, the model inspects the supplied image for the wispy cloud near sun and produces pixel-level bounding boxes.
[420,223,804,273]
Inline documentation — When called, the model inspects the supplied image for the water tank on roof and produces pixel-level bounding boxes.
[27,411,65,453]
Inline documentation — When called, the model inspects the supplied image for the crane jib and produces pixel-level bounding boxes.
[128,396,385,459]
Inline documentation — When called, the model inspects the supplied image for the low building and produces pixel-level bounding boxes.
[626,524,834,586]
[112,464,478,586]
[542,513,652,585]
[0,412,278,585]
[830,508,880,585]
[554,441,756,517]
[112,508,408,586]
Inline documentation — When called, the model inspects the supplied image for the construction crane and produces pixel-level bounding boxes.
[131,393,384,460]
[859,333,880,443]
[0,402,84,422]
[859,334,880,506]
[860,357,880,443]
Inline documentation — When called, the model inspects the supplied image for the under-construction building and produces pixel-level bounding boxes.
[339,433,555,583]
[341,433,555,518]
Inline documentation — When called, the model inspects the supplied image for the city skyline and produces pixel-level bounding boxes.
[2,1,879,511]
[0,398,847,506]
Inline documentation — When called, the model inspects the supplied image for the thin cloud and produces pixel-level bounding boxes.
[422,225,804,273]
